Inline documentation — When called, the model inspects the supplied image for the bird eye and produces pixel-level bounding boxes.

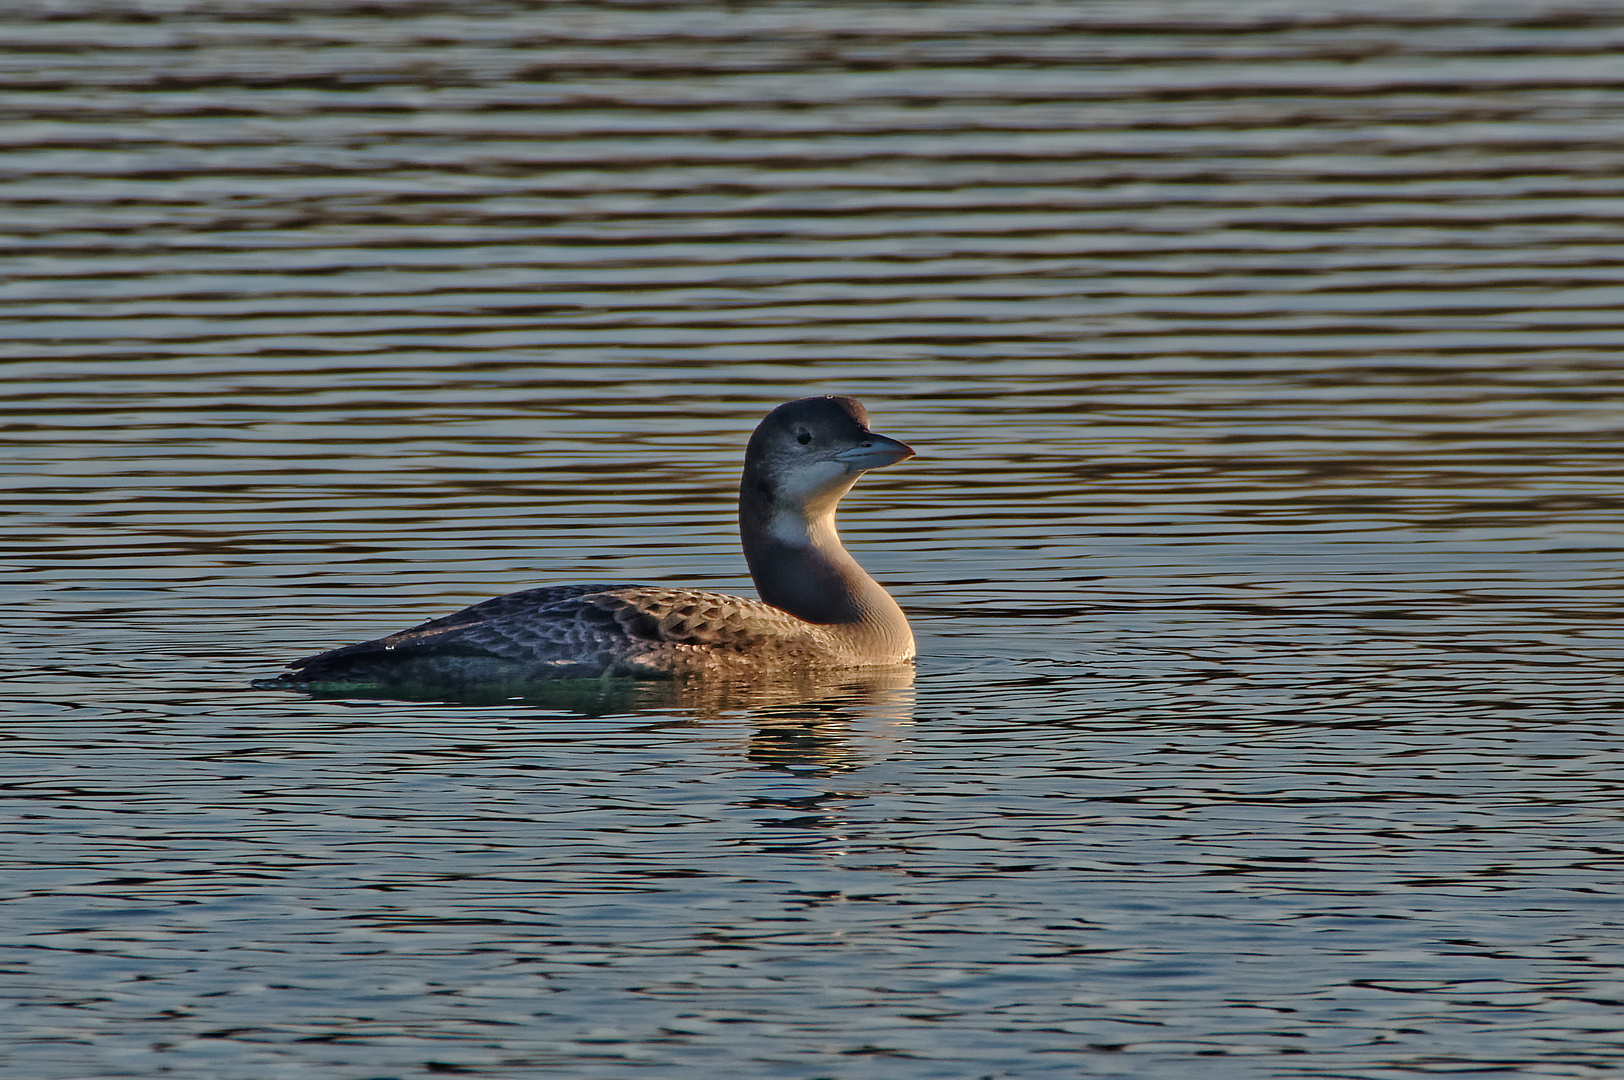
[796,431,811,445]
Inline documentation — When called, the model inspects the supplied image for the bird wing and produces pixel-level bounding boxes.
[286,583,828,680]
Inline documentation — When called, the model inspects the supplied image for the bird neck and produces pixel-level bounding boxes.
[738,476,909,648]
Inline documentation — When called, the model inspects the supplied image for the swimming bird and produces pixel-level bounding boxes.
[262,396,916,689]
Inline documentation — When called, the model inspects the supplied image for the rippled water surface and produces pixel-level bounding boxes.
[6,1,1624,1076]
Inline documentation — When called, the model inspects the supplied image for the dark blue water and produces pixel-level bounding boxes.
[5,1,1624,1076]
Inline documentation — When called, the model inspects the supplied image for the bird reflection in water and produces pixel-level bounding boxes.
[292,663,916,775]
[734,665,915,775]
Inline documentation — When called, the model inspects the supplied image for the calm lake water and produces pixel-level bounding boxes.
[6,1,1624,1076]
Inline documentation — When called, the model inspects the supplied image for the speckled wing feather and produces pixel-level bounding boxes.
[596,585,835,670]
[282,583,832,684]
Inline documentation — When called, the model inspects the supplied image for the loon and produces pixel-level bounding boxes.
[262,396,916,689]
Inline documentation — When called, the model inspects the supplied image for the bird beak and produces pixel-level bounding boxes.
[833,432,916,471]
